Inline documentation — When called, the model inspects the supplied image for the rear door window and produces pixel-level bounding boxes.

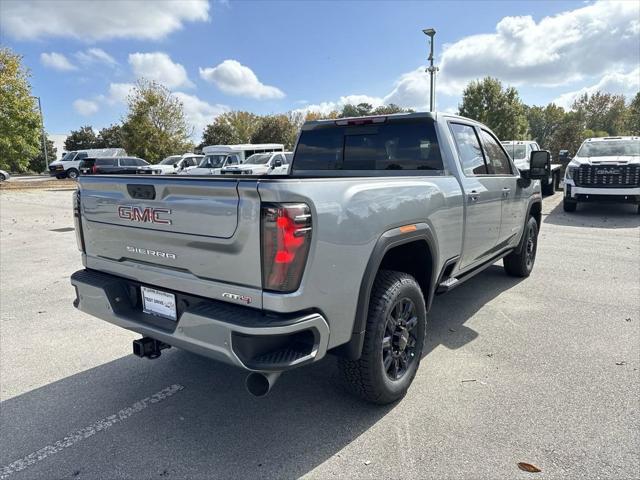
[449,123,488,175]
[294,117,443,173]
[479,130,513,175]
[98,158,118,167]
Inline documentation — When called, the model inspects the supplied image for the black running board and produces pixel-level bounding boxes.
[436,248,514,294]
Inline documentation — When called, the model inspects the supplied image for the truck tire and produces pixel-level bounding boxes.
[338,270,426,404]
[66,169,79,180]
[504,216,539,278]
[563,198,577,212]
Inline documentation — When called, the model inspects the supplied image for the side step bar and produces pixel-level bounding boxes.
[436,248,514,295]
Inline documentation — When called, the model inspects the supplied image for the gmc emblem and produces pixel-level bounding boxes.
[118,205,172,225]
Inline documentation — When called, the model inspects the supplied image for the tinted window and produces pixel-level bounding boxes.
[119,158,137,166]
[227,155,239,165]
[284,153,293,164]
[294,118,443,172]
[480,130,512,175]
[136,158,148,166]
[76,152,88,160]
[97,158,117,166]
[449,123,487,175]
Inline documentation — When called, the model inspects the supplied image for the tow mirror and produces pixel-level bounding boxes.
[274,159,283,168]
[528,150,550,180]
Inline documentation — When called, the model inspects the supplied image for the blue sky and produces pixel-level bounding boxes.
[1,0,638,140]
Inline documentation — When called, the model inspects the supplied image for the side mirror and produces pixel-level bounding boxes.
[529,150,550,180]
[273,159,283,168]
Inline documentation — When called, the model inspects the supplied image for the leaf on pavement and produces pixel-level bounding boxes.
[517,462,542,473]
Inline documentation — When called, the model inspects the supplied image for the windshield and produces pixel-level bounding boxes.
[199,154,227,168]
[577,140,640,157]
[159,155,181,165]
[245,154,272,165]
[62,152,76,161]
[504,145,527,160]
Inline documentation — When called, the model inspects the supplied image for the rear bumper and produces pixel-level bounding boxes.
[71,269,330,372]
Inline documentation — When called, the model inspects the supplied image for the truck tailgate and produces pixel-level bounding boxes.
[78,176,264,296]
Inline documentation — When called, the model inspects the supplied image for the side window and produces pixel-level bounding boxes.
[76,152,88,160]
[120,158,135,166]
[479,130,512,175]
[136,159,147,166]
[449,123,488,175]
[227,155,239,165]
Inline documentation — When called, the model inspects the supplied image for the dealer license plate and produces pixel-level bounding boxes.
[141,286,177,321]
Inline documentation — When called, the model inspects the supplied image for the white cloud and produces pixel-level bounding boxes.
[1,0,209,41]
[553,68,640,108]
[297,94,384,115]
[73,99,99,116]
[129,52,194,89]
[172,92,230,138]
[40,52,77,71]
[383,67,430,110]
[107,83,135,105]
[76,48,117,66]
[436,0,640,95]
[199,59,285,100]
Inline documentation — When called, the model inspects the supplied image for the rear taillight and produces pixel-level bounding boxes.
[261,203,312,292]
[73,189,85,253]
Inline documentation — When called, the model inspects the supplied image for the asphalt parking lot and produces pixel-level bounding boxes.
[1,187,638,479]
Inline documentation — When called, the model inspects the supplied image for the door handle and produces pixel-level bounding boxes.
[468,193,479,203]
[502,187,511,198]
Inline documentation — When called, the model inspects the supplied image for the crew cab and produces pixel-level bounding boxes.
[70,112,547,404]
[79,157,149,175]
[563,136,640,213]
[502,140,561,195]
[137,154,203,175]
[221,152,293,175]
[49,148,126,179]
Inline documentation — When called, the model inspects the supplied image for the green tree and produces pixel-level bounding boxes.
[339,103,373,118]
[458,77,529,140]
[29,134,57,172]
[96,124,124,148]
[121,80,193,162]
[525,103,565,150]
[572,91,627,136]
[250,115,297,149]
[64,126,98,151]
[0,48,41,172]
[201,118,241,146]
[372,104,414,115]
[548,111,583,156]
[623,92,640,135]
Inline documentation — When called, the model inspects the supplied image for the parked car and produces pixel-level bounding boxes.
[137,154,203,175]
[185,144,286,176]
[70,112,548,404]
[221,152,292,175]
[502,140,561,195]
[0,169,10,182]
[48,148,126,179]
[563,136,640,213]
[79,157,149,175]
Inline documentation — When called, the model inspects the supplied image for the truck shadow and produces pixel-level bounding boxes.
[1,267,523,480]
[0,351,391,480]
[423,265,524,357]
[544,200,640,229]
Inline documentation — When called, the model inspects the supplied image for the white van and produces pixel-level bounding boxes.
[184,144,284,175]
[49,148,126,179]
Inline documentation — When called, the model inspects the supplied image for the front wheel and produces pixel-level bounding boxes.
[66,169,79,180]
[0,173,6,182]
[504,215,539,278]
[338,270,426,404]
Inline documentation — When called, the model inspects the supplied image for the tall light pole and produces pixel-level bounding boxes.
[423,28,438,112]
[32,96,48,170]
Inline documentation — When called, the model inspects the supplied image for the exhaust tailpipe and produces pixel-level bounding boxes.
[245,371,281,397]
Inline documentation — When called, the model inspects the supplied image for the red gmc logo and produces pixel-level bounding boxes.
[117,205,172,225]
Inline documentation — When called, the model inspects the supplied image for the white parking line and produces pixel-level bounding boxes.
[0,384,184,479]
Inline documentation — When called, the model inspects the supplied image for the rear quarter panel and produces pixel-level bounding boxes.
[258,176,463,348]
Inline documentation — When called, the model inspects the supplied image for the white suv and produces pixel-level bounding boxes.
[137,154,203,175]
[563,136,640,213]
[221,152,292,175]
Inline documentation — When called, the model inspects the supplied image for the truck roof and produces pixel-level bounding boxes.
[582,136,639,142]
[202,144,284,153]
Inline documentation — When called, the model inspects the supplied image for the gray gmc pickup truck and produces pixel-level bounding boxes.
[71,112,548,404]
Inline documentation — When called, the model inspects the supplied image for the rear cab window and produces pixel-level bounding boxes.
[293,116,444,175]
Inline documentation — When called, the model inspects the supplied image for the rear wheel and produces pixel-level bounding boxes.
[0,172,6,182]
[563,198,577,212]
[504,215,539,278]
[338,270,426,404]
[66,169,79,180]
